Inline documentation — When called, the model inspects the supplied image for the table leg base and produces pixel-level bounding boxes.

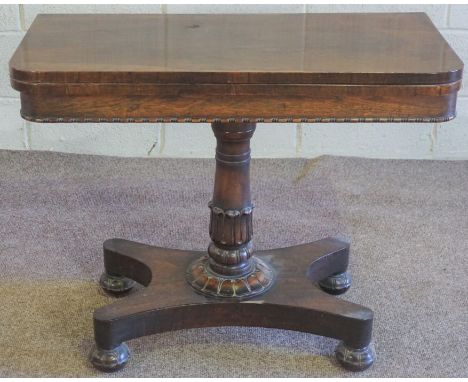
[90,237,374,372]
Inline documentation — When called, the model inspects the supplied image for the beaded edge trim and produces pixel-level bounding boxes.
[21,114,455,124]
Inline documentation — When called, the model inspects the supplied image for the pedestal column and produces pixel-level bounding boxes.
[92,122,374,372]
[186,122,274,299]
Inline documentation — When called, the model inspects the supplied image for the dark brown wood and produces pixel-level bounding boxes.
[89,123,375,371]
[9,13,463,85]
[208,122,255,275]
[186,122,275,299]
[9,13,464,372]
[15,82,461,123]
[9,13,463,123]
[95,236,372,351]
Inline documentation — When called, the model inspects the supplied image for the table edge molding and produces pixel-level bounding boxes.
[20,113,456,124]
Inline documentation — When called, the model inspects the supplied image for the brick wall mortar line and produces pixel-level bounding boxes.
[446,4,451,28]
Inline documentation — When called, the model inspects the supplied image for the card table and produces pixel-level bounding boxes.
[10,13,463,372]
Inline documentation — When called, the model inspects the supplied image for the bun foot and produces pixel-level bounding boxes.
[335,341,375,371]
[318,271,351,295]
[99,272,135,294]
[89,343,130,372]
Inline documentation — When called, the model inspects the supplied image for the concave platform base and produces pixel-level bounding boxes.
[90,237,375,372]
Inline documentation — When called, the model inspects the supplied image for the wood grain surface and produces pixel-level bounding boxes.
[9,13,464,122]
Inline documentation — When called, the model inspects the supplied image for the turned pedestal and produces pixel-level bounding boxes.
[89,122,375,372]
[10,12,463,375]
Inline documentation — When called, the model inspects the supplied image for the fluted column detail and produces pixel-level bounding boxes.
[207,122,255,276]
[186,122,274,299]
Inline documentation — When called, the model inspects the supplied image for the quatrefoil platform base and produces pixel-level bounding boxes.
[90,237,375,372]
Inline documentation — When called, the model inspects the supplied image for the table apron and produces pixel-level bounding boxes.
[18,84,458,123]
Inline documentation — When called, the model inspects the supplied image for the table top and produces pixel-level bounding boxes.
[10,13,463,85]
[9,13,463,123]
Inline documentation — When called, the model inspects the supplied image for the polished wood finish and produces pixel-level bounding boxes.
[186,122,276,299]
[208,122,255,275]
[15,81,460,123]
[91,121,374,371]
[96,237,372,350]
[10,13,463,123]
[9,13,463,84]
[9,13,464,372]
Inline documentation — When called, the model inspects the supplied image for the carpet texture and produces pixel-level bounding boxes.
[0,150,466,377]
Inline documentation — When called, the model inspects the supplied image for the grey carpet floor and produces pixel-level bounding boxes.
[0,150,467,377]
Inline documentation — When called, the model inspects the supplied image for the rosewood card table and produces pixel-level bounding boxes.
[10,13,463,373]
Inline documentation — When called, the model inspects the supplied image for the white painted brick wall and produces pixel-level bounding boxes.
[448,5,468,29]
[161,123,297,158]
[0,4,466,159]
[300,122,436,160]
[0,98,26,149]
[29,123,161,157]
[0,32,25,97]
[0,5,21,31]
